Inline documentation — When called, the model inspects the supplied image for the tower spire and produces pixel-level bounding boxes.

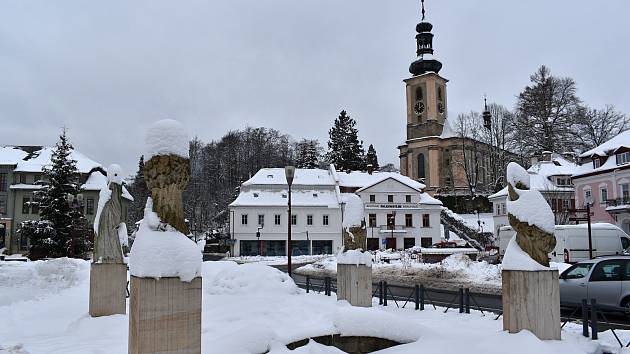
[483,96,492,130]
[409,0,442,76]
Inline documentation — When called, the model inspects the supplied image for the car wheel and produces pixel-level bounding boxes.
[620,297,630,317]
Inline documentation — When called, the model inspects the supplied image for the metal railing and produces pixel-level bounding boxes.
[606,198,630,208]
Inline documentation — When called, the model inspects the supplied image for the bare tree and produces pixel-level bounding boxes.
[574,105,628,150]
[454,111,484,197]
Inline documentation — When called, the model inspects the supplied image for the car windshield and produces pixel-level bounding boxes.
[562,263,593,279]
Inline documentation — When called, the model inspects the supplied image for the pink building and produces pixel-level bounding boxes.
[572,130,630,234]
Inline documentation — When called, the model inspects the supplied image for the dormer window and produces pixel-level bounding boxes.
[312,193,318,198]
[267,174,274,178]
[617,152,630,165]
[282,193,287,198]
[593,158,601,169]
[253,193,259,198]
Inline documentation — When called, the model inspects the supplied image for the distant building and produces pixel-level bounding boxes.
[0,146,132,254]
[572,130,630,234]
[488,152,577,236]
[228,165,442,256]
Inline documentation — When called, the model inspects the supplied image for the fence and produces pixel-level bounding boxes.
[297,274,630,348]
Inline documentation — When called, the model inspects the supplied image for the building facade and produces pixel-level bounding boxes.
[572,130,630,234]
[0,146,131,254]
[228,165,443,256]
[488,152,577,236]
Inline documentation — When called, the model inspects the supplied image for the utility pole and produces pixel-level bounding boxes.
[285,166,295,277]
[587,202,593,259]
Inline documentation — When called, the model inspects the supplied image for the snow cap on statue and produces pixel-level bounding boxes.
[145,119,189,160]
[107,164,123,185]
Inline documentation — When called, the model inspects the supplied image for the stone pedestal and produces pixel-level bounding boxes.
[89,263,127,317]
[502,269,560,340]
[337,264,372,307]
[129,276,202,354]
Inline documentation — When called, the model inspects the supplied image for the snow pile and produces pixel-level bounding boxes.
[203,261,299,296]
[337,249,372,267]
[333,306,422,343]
[340,193,364,227]
[268,340,345,354]
[441,253,501,283]
[502,236,549,271]
[129,198,202,282]
[0,258,89,307]
[145,119,189,160]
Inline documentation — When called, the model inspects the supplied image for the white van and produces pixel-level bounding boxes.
[498,223,630,263]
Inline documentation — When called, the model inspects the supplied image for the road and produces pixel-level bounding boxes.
[271,263,630,333]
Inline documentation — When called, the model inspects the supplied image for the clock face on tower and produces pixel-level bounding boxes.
[413,100,425,115]
[437,102,445,114]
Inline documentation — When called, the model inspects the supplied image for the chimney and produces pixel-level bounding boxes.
[367,164,374,175]
[541,151,552,162]
[561,151,575,162]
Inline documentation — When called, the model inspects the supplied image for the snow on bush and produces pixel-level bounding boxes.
[0,258,89,307]
[202,261,300,296]
[129,198,202,282]
[145,119,189,160]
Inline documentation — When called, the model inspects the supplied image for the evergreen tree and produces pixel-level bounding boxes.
[295,139,321,169]
[126,155,150,229]
[365,144,379,170]
[326,110,366,171]
[32,128,90,258]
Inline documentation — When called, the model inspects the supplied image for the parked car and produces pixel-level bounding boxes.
[499,223,630,263]
[559,256,630,308]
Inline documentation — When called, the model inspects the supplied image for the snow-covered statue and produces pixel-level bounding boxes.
[505,162,556,267]
[93,164,126,264]
[143,119,191,235]
[341,193,366,251]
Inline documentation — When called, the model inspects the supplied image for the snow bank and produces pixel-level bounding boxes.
[203,261,299,296]
[502,236,549,271]
[336,249,372,267]
[0,258,89,307]
[129,198,202,282]
[145,119,189,159]
[333,306,422,343]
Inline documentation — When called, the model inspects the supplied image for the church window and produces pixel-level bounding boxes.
[415,86,423,102]
[417,153,425,179]
[437,87,443,101]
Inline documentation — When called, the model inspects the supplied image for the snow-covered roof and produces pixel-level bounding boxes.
[579,129,630,158]
[242,168,335,187]
[0,147,28,165]
[0,146,102,173]
[9,184,44,190]
[488,154,577,199]
[229,189,339,208]
[337,171,425,191]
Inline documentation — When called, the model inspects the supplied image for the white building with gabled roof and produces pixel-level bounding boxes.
[228,164,443,256]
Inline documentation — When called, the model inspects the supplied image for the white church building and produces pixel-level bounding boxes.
[228,165,442,256]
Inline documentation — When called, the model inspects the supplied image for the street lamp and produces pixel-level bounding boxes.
[285,165,296,277]
[256,224,264,256]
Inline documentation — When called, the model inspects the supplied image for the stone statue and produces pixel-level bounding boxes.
[93,165,125,264]
[144,154,190,235]
[507,165,556,267]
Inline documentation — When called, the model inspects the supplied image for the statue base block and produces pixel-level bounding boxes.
[89,263,127,317]
[337,264,372,307]
[502,269,560,340]
[129,276,202,354]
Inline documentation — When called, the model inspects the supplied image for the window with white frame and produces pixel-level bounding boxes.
[241,214,248,225]
[622,184,629,200]
[616,152,630,165]
[562,199,570,210]
[600,188,608,204]
[307,214,313,226]
[257,214,264,226]
[274,214,281,225]
[585,189,592,205]
[322,214,329,226]
[291,214,297,225]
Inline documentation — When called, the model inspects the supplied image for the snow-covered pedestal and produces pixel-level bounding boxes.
[502,163,560,340]
[89,263,127,317]
[336,250,372,307]
[502,239,560,340]
[128,120,202,354]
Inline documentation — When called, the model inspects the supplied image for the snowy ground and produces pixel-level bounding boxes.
[0,258,621,354]
[226,255,330,266]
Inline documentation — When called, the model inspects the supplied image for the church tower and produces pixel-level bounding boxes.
[404,0,448,140]
[399,0,452,193]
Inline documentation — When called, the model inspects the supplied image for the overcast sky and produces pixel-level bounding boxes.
[1,0,629,175]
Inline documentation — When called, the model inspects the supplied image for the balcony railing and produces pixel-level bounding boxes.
[606,198,630,208]
[376,225,408,233]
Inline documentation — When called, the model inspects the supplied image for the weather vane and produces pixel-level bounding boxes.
[421,0,426,21]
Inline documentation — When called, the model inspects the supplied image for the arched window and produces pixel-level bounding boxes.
[417,153,425,179]
[437,87,443,101]
[415,86,423,102]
